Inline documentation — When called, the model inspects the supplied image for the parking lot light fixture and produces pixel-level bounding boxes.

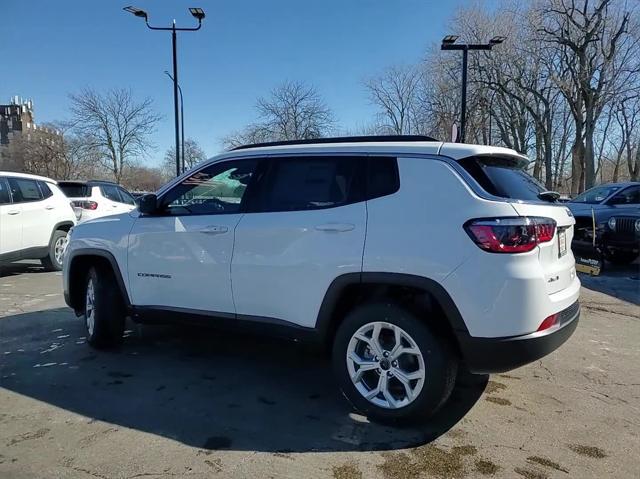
[122,7,205,177]
[442,35,459,44]
[189,8,206,21]
[123,6,147,19]
[441,35,506,143]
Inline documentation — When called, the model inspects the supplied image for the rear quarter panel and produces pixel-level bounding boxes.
[363,156,516,286]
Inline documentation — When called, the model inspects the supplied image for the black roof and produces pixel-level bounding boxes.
[231,135,439,151]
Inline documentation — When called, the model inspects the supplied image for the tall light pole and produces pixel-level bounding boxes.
[441,35,505,143]
[124,6,205,177]
[164,71,185,173]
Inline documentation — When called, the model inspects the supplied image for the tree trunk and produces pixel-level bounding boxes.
[583,122,596,189]
[570,132,585,195]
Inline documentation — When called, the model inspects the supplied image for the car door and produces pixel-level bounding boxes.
[127,159,259,313]
[231,156,367,328]
[6,177,49,251]
[116,187,138,212]
[100,184,129,216]
[0,177,22,258]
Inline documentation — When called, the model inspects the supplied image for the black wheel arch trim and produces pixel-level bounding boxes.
[315,272,471,339]
[65,248,131,311]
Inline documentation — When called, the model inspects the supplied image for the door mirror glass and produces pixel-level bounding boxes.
[138,193,158,215]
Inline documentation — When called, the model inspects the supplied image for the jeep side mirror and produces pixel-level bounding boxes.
[138,193,159,215]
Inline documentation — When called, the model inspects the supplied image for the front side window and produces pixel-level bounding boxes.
[257,157,363,212]
[609,186,640,205]
[8,178,43,203]
[162,160,257,215]
[0,178,10,205]
[571,185,622,204]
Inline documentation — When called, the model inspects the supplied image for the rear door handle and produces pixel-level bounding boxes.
[7,209,20,215]
[315,223,355,232]
[45,205,55,210]
[200,225,229,235]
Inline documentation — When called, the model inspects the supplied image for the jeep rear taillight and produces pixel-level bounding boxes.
[72,200,98,210]
[464,217,556,254]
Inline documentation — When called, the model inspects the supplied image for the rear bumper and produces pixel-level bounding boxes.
[458,301,580,374]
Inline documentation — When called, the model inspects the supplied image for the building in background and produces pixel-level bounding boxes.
[0,96,62,171]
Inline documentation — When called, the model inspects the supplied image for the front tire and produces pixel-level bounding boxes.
[41,230,68,271]
[84,265,126,349]
[332,302,457,424]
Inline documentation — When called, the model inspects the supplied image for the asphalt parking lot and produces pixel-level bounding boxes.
[0,261,638,479]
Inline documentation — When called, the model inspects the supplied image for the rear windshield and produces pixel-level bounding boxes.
[59,183,90,197]
[459,157,545,201]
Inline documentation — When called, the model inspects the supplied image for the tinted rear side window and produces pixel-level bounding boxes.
[8,178,43,203]
[258,156,364,212]
[367,157,399,200]
[100,185,122,202]
[459,157,544,201]
[59,183,90,197]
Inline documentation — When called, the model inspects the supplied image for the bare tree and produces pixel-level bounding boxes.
[121,165,166,192]
[538,0,636,192]
[222,81,334,148]
[162,138,207,178]
[69,88,160,183]
[365,65,424,134]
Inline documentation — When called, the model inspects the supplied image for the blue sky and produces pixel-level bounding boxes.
[2,0,478,165]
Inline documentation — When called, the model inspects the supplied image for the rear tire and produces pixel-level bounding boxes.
[83,265,126,349]
[41,230,68,272]
[332,302,457,425]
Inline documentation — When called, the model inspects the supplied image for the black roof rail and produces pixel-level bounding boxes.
[58,179,118,185]
[231,135,439,151]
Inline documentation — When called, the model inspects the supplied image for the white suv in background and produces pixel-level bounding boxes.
[0,172,76,271]
[63,136,581,423]
[58,180,137,223]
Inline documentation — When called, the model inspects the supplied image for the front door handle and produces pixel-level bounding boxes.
[7,209,20,215]
[45,205,55,210]
[200,225,229,235]
[315,223,355,232]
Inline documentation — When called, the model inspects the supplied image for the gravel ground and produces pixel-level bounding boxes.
[0,260,638,479]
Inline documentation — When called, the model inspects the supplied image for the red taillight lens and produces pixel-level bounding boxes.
[464,217,556,254]
[537,313,559,332]
[72,200,98,210]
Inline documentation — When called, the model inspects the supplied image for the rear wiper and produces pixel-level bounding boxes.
[538,190,560,202]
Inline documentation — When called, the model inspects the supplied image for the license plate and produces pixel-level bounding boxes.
[558,229,567,257]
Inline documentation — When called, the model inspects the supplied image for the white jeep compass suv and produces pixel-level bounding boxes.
[58,180,137,223]
[63,136,580,422]
[1,171,76,271]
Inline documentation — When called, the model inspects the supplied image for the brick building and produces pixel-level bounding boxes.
[0,96,61,169]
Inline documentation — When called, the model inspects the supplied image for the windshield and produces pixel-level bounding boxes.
[59,183,90,197]
[459,157,546,201]
[571,185,621,204]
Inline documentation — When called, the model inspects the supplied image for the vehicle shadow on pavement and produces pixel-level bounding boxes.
[579,261,640,306]
[0,262,47,278]
[0,307,488,453]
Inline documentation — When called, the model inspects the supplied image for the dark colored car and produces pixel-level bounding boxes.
[568,182,640,264]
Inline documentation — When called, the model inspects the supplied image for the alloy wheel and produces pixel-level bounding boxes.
[346,321,425,409]
[85,278,95,336]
